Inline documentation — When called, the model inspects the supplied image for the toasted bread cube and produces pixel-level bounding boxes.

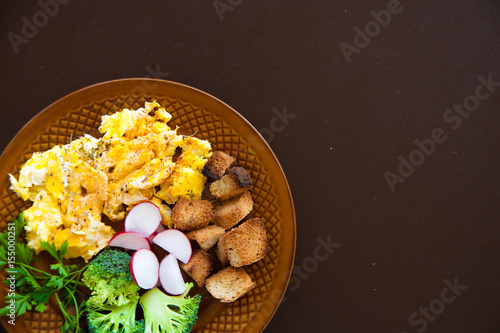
[180,249,216,287]
[186,225,226,251]
[171,198,213,231]
[215,241,229,267]
[213,191,254,230]
[217,218,269,267]
[203,151,236,180]
[209,167,253,201]
[205,267,255,303]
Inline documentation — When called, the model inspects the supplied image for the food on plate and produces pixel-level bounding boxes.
[215,239,230,267]
[83,249,140,307]
[124,201,162,238]
[83,249,144,333]
[130,249,160,290]
[213,190,254,230]
[8,136,114,261]
[140,283,201,333]
[116,221,191,295]
[150,197,172,228]
[171,198,214,231]
[152,223,166,237]
[168,152,270,303]
[152,229,192,264]
[185,225,225,251]
[158,253,186,295]
[84,247,201,332]
[111,210,193,296]
[108,231,151,251]
[8,101,212,261]
[154,143,211,205]
[0,214,87,332]
[202,150,237,180]
[2,100,273,331]
[179,249,216,288]
[209,166,253,201]
[217,218,269,267]
[86,300,145,333]
[205,267,256,303]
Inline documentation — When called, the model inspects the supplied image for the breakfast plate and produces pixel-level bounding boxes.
[0,79,296,333]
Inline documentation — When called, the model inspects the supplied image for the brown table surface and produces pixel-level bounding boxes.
[1,1,499,332]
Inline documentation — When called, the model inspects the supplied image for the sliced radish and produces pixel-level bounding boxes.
[159,254,186,295]
[125,201,162,238]
[149,224,166,241]
[152,229,192,264]
[130,249,159,289]
[156,224,166,233]
[109,231,150,251]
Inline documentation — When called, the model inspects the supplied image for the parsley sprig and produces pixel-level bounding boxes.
[0,213,87,332]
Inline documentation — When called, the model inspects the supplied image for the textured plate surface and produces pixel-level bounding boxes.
[0,79,296,333]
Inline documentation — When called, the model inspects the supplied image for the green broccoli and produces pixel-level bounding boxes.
[87,300,144,333]
[131,319,146,333]
[140,283,201,333]
[83,249,140,307]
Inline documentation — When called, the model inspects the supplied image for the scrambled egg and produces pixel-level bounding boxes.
[9,101,212,261]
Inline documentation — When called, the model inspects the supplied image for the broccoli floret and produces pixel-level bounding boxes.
[131,319,145,333]
[140,283,201,333]
[83,249,140,307]
[87,300,144,333]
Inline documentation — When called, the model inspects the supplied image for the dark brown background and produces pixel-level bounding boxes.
[1,1,499,332]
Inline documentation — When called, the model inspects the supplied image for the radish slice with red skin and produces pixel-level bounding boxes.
[149,224,166,241]
[109,231,150,251]
[124,201,162,238]
[159,254,186,295]
[130,249,159,289]
[152,229,192,264]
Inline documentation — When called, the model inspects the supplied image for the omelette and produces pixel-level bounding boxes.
[9,101,212,261]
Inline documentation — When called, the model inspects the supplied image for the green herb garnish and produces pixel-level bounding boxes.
[0,213,87,332]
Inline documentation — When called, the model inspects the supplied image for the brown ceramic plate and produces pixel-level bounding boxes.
[0,79,296,333]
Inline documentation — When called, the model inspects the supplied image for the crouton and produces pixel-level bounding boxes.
[205,266,255,303]
[180,249,216,287]
[203,151,236,180]
[217,218,269,267]
[209,167,253,201]
[213,191,254,230]
[186,225,225,251]
[171,198,213,231]
[215,241,229,267]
